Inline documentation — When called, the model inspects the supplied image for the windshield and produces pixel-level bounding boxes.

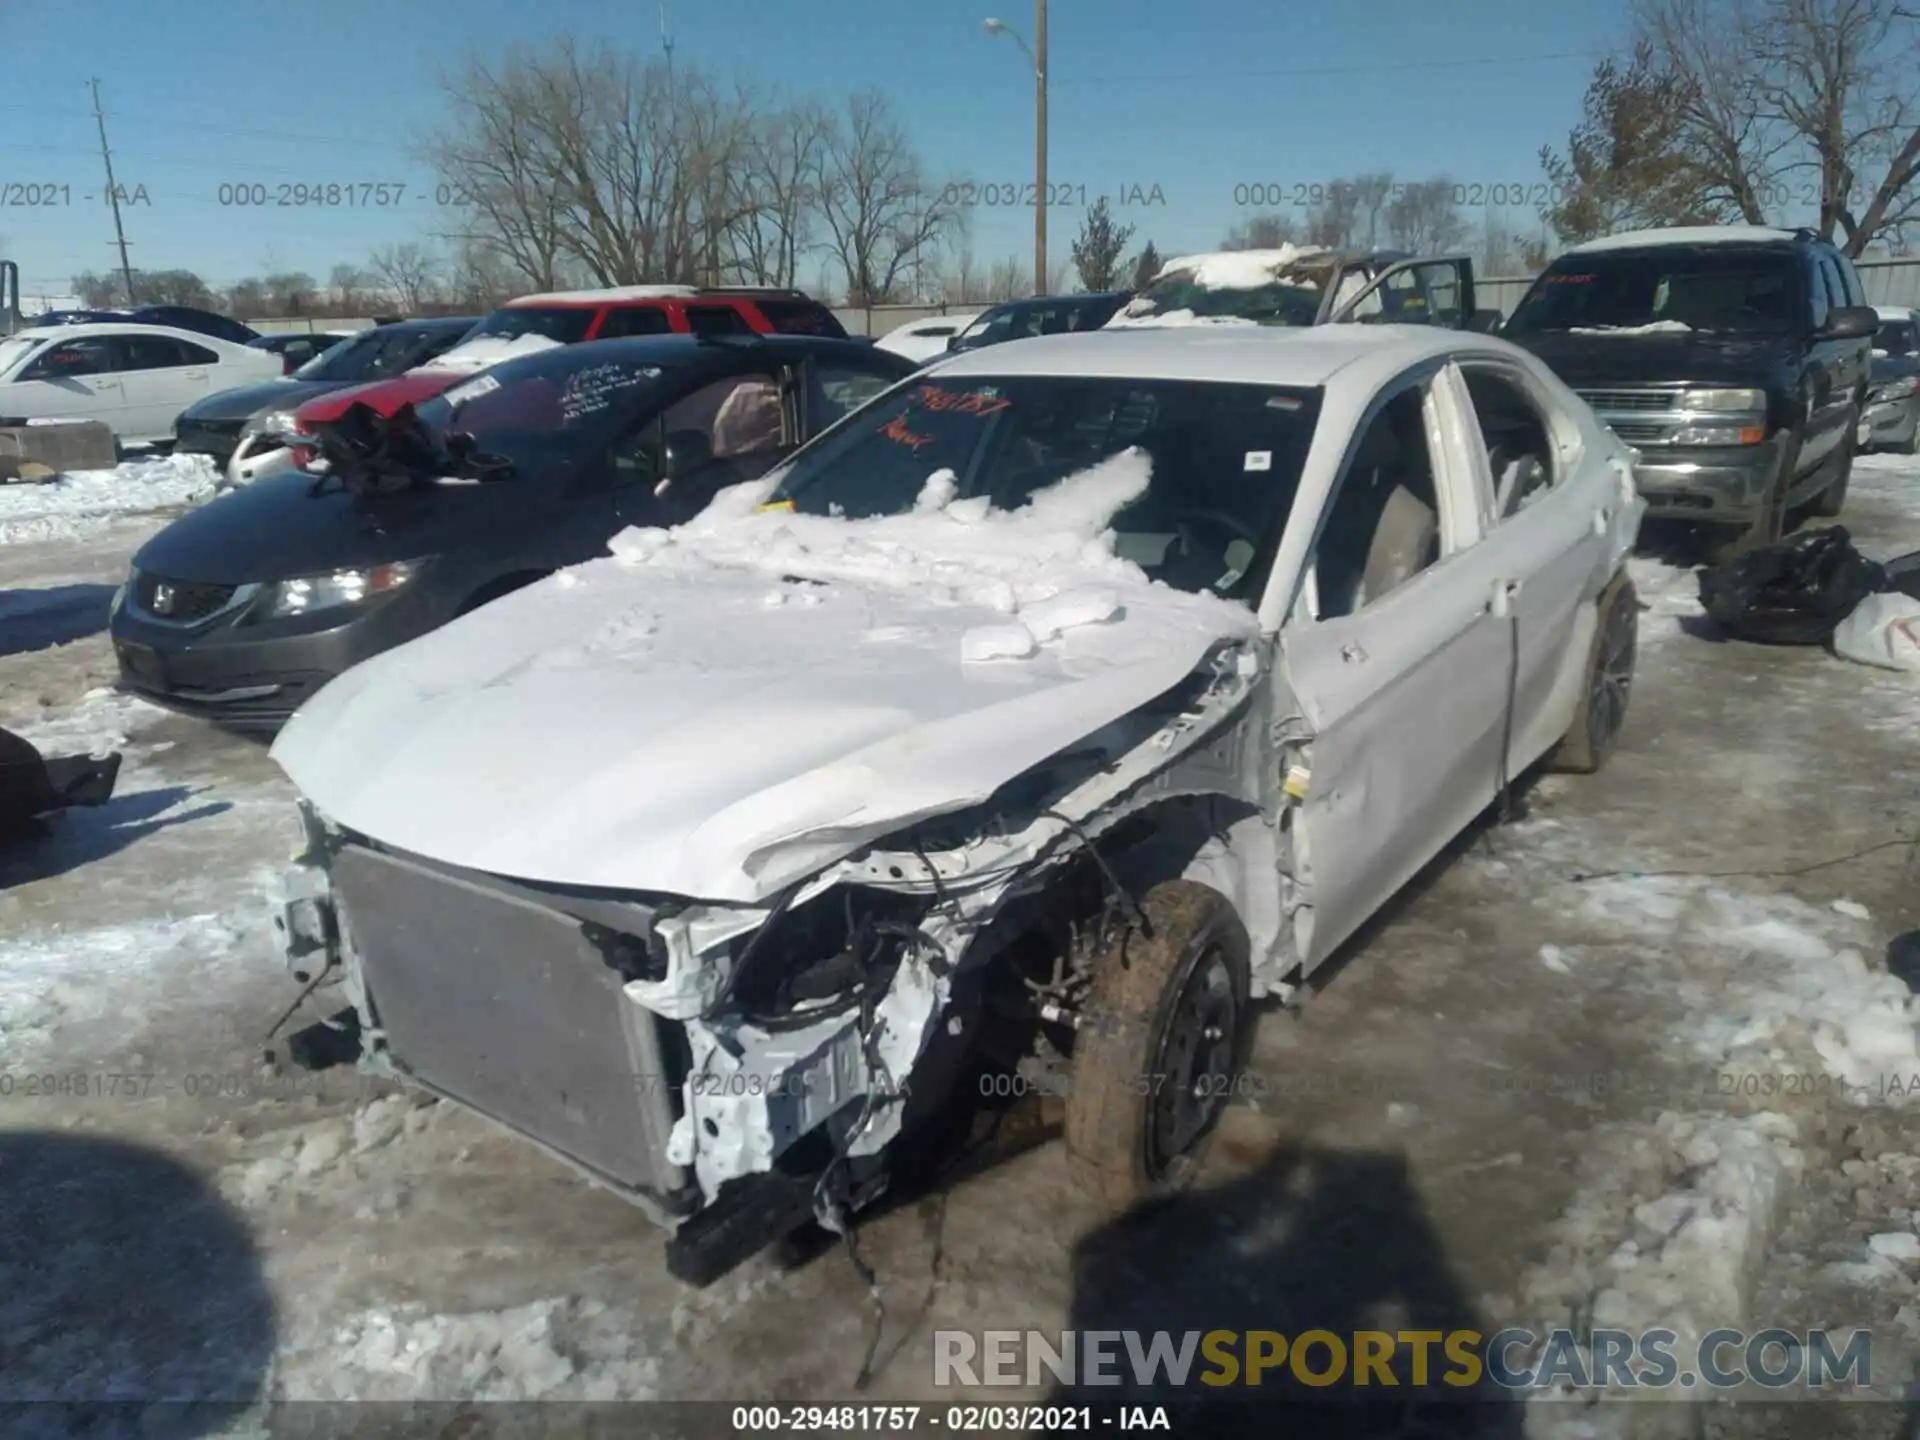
[1505,249,1799,335]
[293,328,403,382]
[0,336,42,376]
[409,348,669,473]
[767,374,1322,602]
[465,305,598,345]
[1115,256,1340,327]
[1877,320,1916,356]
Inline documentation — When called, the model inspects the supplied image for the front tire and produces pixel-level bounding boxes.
[1064,880,1252,1212]
[1548,573,1637,775]
[1810,429,1855,518]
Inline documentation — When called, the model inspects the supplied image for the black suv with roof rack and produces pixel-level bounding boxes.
[1501,226,1878,556]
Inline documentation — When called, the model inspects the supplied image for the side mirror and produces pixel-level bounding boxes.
[1820,305,1880,341]
[1467,309,1504,333]
[661,428,713,481]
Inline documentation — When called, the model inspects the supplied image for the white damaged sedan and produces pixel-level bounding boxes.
[268,325,1644,1284]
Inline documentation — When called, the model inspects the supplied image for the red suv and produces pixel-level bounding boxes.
[287,286,846,452]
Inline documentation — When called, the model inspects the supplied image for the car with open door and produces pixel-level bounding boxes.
[1106,246,1482,331]
[259,324,1643,1287]
[109,334,915,732]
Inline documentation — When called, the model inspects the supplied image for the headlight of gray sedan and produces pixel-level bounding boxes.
[241,409,301,443]
[261,560,424,619]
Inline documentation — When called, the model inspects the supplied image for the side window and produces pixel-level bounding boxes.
[1835,251,1866,308]
[21,338,116,379]
[120,336,188,371]
[1312,387,1442,620]
[180,340,219,365]
[810,364,894,431]
[1818,253,1848,318]
[596,307,673,339]
[661,372,787,458]
[1461,368,1558,519]
[1806,253,1832,329]
[684,305,752,337]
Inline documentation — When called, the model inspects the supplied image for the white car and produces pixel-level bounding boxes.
[0,323,281,445]
[873,314,978,364]
[267,325,1643,1284]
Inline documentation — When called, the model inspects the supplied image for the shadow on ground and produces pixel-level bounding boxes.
[0,784,230,888]
[1049,1140,1528,1438]
[0,584,118,657]
[0,1130,274,1439]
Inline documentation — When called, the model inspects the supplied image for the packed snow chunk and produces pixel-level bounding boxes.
[1018,585,1123,641]
[0,452,220,545]
[1539,944,1574,975]
[961,622,1037,663]
[1832,898,1872,921]
[915,467,959,511]
[1155,245,1329,290]
[1868,1231,1920,1263]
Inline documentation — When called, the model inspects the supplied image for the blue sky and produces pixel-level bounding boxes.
[0,0,1629,301]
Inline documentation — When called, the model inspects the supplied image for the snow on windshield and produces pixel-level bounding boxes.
[1108,244,1333,328]
[419,333,564,374]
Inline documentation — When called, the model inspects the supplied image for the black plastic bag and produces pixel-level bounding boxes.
[1697,526,1889,644]
[0,725,122,844]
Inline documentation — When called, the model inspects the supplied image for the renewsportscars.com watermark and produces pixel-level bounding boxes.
[934,1328,1879,1392]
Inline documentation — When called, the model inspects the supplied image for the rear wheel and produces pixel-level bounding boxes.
[1064,880,1252,1212]
[1548,574,1637,775]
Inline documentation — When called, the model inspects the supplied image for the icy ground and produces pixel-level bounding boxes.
[0,454,1918,1435]
[0,452,220,546]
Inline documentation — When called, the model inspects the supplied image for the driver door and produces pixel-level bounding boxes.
[1327,256,1476,329]
[5,336,127,434]
[610,365,796,528]
[1276,369,1511,970]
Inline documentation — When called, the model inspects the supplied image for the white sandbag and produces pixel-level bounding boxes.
[1832,591,1920,673]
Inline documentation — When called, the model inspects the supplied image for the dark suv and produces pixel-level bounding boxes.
[1501,227,1878,554]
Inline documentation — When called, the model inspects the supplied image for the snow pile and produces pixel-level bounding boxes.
[1624,554,1702,641]
[418,332,562,374]
[3,685,163,759]
[1521,1111,1804,1426]
[1576,877,1920,1096]
[606,447,1245,652]
[272,1297,662,1401]
[1153,245,1330,289]
[0,453,220,544]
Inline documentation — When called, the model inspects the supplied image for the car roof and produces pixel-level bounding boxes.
[1564,225,1803,255]
[485,333,912,372]
[929,324,1499,388]
[10,321,245,350]
[506,285,701,307]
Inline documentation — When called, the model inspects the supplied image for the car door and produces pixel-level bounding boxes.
[116,334,211,440]
[1799,249,1859,472]
[1274,365,1512,970]
[1447,357,1619,767]
[2,335,127,434]
[1327,256,1476,328]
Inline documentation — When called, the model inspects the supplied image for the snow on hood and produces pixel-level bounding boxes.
[271,451,1258,901]
[417,333,563,374]
[1567,320,1694,335]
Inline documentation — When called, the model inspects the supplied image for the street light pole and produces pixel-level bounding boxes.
[985,3,1049,295]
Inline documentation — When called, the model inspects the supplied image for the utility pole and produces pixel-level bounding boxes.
[1034,0,1047,296]
[89,78,136,306]
[660,0,674,71]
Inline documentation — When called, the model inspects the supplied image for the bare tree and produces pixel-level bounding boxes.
[1349,172,1398,249]
[263,272,318,314]
[328,263,372,312]
[70,271,122,307]
[1385,178,1469,252]
[369,243,445,312]
[984,255,1028,301]
[812,89,961,304]
[1219,213,1297,250]
[1304,183,1362,248]
[728,99,834,286]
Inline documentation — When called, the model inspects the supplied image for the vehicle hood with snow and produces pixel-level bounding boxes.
[265,327,1642,1285]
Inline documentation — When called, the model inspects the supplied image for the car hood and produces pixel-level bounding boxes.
[130,468,542,585]
[1504,329,1797,387]
[182,379,353,424]
[271,452,1259,903]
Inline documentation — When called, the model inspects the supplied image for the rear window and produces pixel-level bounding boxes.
[465,305,598,345]
[751,298,848,337]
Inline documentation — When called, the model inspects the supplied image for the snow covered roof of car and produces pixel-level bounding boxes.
[930,324,1496,388]
[1564,226,1801,255]
[507,285,701,305]
[1150,244,1336,289]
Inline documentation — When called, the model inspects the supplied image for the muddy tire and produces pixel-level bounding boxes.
[1712,435,1796,562]
[1810,430,1854,518]
[1547,573,1637,775]
[1063,879,1252,1213]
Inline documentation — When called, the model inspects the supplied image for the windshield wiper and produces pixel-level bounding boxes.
[308,401,514,496]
